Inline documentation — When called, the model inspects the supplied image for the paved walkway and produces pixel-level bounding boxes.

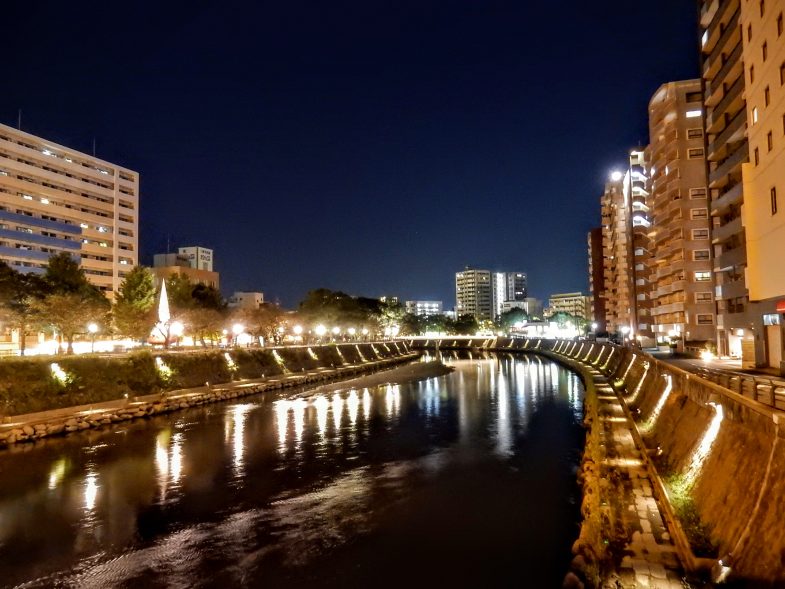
[587,365,685,589]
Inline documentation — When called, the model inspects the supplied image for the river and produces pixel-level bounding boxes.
[0,352,584,588]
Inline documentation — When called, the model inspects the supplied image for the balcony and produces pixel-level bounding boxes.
[709,141,748,188]
[711,215,743,244]
[710,181,743,216]
[652,301,686,316]
[715,278,747,300]
[706,42,743,103]
[703,4,740,78]
[714,243,747,271]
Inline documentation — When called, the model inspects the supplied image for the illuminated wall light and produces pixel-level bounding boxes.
[22,194,33,200]
[223,352,238,373]
[628,361,650,404]
[683,402,724,488]
[40,198,49,204]
[50,362,71,386]
[642,374,672,433]
[155,357,173,380]
[685,109,702,118]
[307,347,319,361]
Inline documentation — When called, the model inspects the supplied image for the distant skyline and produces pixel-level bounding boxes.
[3,1,699,306]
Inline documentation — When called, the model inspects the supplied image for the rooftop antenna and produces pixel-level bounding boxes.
[17,109,21,130]
[92,137,96,157]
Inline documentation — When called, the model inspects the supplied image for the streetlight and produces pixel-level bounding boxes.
[293,325,303,343]
[348,327,356,340]
[232,323,244,347]
[361,327,369,340]
[87,322,98,353]
[315,324,327,342]
[621,325,630,346]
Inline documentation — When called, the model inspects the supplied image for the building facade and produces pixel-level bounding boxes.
[455,267,493,321]
[492,271,527,319]
[228,291,264,309]
[738,0,785,372]
[405,300,443,316]
[548,292,591,321]
[152,248,219,289]
[0,123,139,294]
[587,227,607,332]
[601,171,634,335]
[700,0,755,361]
[648,80,715,347]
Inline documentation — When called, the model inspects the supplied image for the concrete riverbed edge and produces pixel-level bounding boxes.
[0,352,420,449]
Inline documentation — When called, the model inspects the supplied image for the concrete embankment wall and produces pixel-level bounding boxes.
[408,337,785,584]
[0,342,413,448]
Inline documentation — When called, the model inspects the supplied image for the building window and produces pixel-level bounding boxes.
[763,41,768,62]
[772,186,779,214]
[751,64,756,84]
[761,0,766,17]
[753,106,759,123]
[690,208,709,220]
[687,128,703,139]
[685,109,702,118]
[694,271,711,282]
[697,314,715,325]
[748,23,753,42]
[755,146,760,165]
[695,292,713,303]
[780,13,784,36]
[781,62,785,85]
[693,249,711,261]
[692,228,709,240]
[768,131,774,151]
[690,187,707,199]
[765,86,771,106]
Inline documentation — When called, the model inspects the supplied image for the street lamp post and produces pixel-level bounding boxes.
[232,323,244,347]
[621,325,631,347]
[87,322,98,353]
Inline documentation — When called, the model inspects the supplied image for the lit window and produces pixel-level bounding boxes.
[694,271,711,282]
[753,107,759,123]
[80,223,89,229]
[22,194,33,201]
[40,198,49,204]
[685,109,702,118]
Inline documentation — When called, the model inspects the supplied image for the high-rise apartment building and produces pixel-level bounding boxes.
[548,292,591,321]
[455,267,493,321]
[627,149,655,345]
[738,0,785,372]
[0,123,139,294]
[700,0,754,361]
[601,172,633,335]
[405,300,443,317]
[587,227,607,332]
[648,80,715,346]
[492,271,527,319]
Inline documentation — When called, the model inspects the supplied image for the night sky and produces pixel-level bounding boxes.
[4,1,698,307]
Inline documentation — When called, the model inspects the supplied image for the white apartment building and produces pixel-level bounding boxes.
[548,292,591,321]
[455,267,493,321]
[228,291,265,309]
[405,300,443,316]
[0,123,139,294]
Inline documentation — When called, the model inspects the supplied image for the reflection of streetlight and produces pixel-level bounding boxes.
[87,322,98,353]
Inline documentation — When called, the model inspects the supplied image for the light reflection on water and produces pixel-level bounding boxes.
[0,354,584,588]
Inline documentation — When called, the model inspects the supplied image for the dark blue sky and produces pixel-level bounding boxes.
[3,1,698,307]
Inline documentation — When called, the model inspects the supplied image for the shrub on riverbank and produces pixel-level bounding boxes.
[0,344,408,417]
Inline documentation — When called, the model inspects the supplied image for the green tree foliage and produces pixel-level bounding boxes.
[299,288,374,330]
[112,266,157,341]
[35,253,110,354]
[453,314,479,335]
[0,262,47,355]
[164,274,227,346]
[497,308,529,330]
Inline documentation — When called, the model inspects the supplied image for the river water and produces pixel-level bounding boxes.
[0,353,584,588]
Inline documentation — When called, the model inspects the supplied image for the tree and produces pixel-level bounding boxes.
[231,303,285,344]
[33,292,109,354]
[163,274,227,346]
[36,253,110,353]
[113,266,157,342]
[0,262,47,355]
[498,308,529,330]
[454,314,479,335]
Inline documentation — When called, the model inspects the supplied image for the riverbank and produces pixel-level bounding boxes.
[0,350,418,449]
[298,359,453,397]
